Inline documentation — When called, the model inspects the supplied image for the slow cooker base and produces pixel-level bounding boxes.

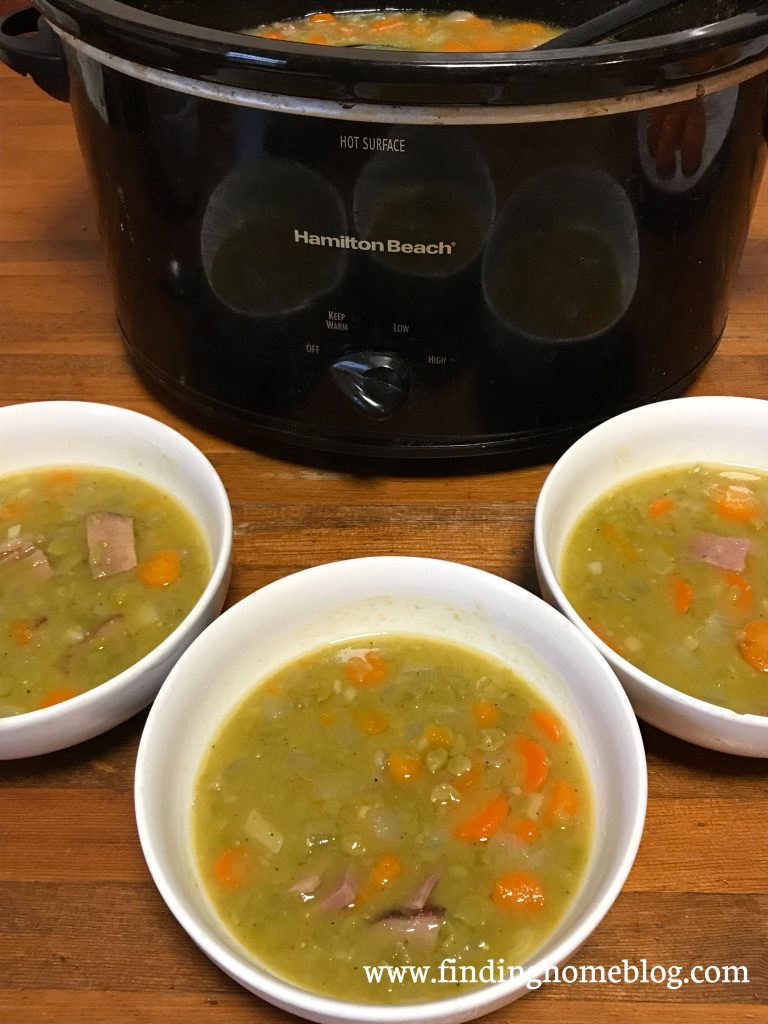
[124,328,722,467]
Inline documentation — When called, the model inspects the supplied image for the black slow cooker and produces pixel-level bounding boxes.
[2,0,767,458]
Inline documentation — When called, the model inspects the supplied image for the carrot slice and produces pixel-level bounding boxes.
[516,736,549,793]
[543,780,580,825]
[357,852,402,906]
[507,818,540,844]
[602,522,638,561]
[48,467,77,490]
[138,550,181,587]
[10,619,34,646]
[387,750,421,783]
[453,757,484,793]
[587,620,624,655]
[308,11,336,22]
[722,571,753,612]
[345,651,388,688]
[370,15,408,32]
[354,709,389,735]
[39,686,81,708]
[492,870,545,912]
[671,577,693,615]
[738,620,768,672]
[473,699,500,728]
[370,853,402,889]
[455,794,509,843]
[710,484,760,523]
[213,845,252,888]
[531,710,561,743]
[648,497,676,518]
[0,500,27,522]
[424,723,452,748]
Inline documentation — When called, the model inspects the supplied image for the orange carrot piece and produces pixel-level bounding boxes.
[138,550,181,588]
[38,686,81,708]
[370,15,408,32]
[671,577,693,615]
[722,571,753,612]
[48,467,77,490]
[507,818,540,844]
[453,757,484,793]
[602,523,638,561]
[648,497,676,518]
[543,780,580,826]
[738,620,768,672]
[710,484,760,523]
[531,710,561,744]
[0,500,27,522]
[213,845,252,888]
[306,32,329,44]
[357,852,402,906]
[491,870,545,912]
[308,11,336,22]
[10,619,33,646]
[473,699,501,728]
[424,723,452,748]
[587,621,624,655]
[370,853,402,889]
[516,736,549,793]
[354,709,389,735]
[387,750,421,783]
[455,794,509,843]
[344,651,388,688]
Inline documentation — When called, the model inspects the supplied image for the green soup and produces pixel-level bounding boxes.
[193,636,592,1003]
[561,463,768,715]
[0,466,210,715]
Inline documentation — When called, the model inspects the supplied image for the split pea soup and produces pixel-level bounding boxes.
[194,636,592,1004]
[248,11,560,52]
[0,466,210,716]
[561,464,768,716]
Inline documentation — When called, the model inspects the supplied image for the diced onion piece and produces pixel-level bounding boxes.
[245,808,284,854]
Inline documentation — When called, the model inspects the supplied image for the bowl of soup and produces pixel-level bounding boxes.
[0,401,232,759]
[535,396,768,758]
[135,555,645,1022]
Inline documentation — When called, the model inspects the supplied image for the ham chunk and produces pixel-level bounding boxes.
[0,538,53,581]
[86,513,137,579]
[319,866,357,911]
[0,537,36,565]
[690,531,751,572]
[375,906,444,948]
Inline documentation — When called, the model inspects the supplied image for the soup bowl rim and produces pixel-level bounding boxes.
[534,394,768,756]
[135,554,647,1023]
[0,400,233,758]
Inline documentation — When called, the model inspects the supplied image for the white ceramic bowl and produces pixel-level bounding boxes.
[535,395,768,758]
[135,556,646,1024]
[0,401,232,759]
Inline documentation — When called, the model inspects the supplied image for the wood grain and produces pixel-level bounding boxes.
[0,46,767,1024]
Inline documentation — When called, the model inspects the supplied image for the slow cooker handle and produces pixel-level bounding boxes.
[0,8,68,102]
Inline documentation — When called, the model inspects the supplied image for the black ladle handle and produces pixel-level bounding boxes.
[537,0,690,49]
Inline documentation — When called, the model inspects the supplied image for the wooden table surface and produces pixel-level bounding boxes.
[1,49,767,1024]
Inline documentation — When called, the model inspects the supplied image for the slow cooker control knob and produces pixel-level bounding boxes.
[331,353,411,419]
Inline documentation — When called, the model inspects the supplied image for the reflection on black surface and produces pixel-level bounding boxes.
[201,157,347,316]
[485,224,625,341]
